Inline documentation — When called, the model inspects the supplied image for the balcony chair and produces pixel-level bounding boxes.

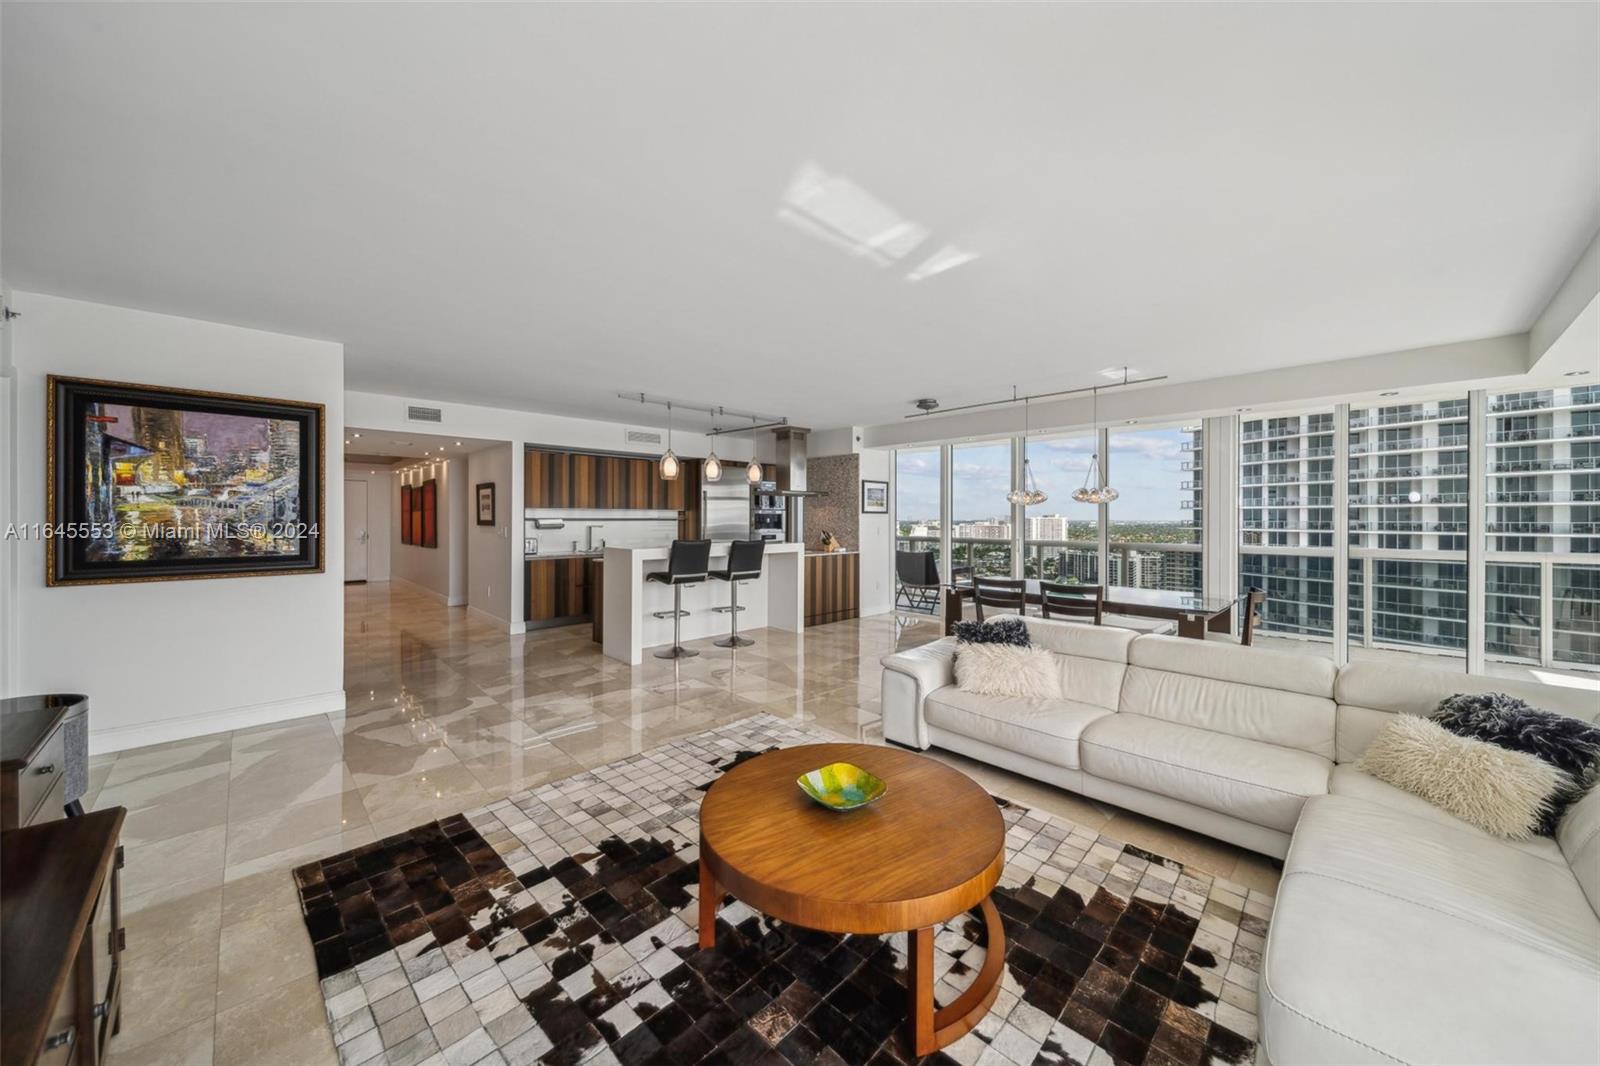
[894,550,944,624]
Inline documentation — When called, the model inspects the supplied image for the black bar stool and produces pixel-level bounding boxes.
[646,539,712,659]
[710,540,766,648]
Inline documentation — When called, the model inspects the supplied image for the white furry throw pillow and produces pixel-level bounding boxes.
[954,643,1063,701]
[1357,715,1571,839]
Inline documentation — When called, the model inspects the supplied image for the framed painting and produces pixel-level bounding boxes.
[861,479,889,514]
[400,484,414,545]
[421,479,438,548]
[47,375,324,585]
[476,482,496,526]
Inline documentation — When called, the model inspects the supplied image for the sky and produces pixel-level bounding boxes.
[895,427,1194,524]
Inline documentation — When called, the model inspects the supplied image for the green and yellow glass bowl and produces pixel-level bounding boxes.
[796,762,887,811]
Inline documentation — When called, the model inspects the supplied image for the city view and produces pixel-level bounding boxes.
[895,427,1205,591]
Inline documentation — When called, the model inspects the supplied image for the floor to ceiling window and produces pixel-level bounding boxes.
[1020,434,1100,581]
[1486,384,1600,671]
[1106,424,1202,594]
[1348,396,1470,668]
[950,440,1014,578]
[1240,411,1335,649]
[893,447,942,576]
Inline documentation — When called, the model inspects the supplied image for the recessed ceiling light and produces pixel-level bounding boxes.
[455,441,463,446]
[1380,391,1399,396]
[1124,419,1138,425]
[1565,370,1591,377]
[353,432,361,438]
[1236,407,1252,413]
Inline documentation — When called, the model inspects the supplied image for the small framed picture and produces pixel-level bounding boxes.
[476,482,496,526]
[861,480,889,514]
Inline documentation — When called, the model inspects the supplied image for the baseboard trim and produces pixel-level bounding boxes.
[88,689,347,755]
[465,603,513,629]
[391,576,449,604]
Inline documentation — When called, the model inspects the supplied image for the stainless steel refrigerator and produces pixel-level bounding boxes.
[701,486,752,541]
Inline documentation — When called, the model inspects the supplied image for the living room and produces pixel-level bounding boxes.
[1,4,1596,1066]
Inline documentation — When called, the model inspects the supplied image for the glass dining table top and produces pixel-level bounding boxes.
[952,579,1237,617]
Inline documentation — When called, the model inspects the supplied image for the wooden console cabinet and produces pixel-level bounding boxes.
[1,808,127,1066]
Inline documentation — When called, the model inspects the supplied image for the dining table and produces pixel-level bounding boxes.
[943,580,1239,640]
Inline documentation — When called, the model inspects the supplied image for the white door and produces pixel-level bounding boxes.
[344,479,369,582]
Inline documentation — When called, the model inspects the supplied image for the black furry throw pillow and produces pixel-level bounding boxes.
[1432,692,1600,835]
[953,616,1031,648]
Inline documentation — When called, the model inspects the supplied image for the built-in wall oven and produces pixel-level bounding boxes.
[751,481,785,541]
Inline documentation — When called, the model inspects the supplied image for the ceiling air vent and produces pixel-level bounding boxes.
[406,405,443,424]
[625,428,663,447]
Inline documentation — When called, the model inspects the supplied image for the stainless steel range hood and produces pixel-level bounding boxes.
[773,426,824,544]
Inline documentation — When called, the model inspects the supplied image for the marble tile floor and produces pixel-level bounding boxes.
[92,581,1278,1066]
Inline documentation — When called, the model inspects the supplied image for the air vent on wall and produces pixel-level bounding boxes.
[406,405,443,424]
[626,428,663,447]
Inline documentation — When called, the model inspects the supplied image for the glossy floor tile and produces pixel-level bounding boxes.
[99,582,1272,1063]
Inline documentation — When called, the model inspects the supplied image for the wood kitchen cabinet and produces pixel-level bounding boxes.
[528,448,698,512]
[525,558,590,625]
[524,450,571,509]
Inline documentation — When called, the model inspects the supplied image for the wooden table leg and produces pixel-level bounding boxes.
[907,896,1006,1056]
[1208,604,1235,636]
[908,926,935,1055]
[698,857,719,950]
[1178,612,1205,639]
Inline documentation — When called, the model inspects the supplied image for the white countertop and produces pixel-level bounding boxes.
[606,541,803,562]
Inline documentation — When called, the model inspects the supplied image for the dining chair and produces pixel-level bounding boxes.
[1039,582,1104,624]
[972,575,1026,622]
[895,550,943,621]
[1207,587,1267,645]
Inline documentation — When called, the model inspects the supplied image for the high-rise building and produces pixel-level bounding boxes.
[131,406,184,484]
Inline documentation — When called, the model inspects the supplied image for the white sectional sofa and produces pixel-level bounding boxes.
[880,618,1600,1065]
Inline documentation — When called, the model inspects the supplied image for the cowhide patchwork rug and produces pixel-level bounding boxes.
[292,716,1268,1066]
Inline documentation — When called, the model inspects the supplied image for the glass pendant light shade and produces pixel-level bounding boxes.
[746,459,762,484]
[1071,384,1118,503]
[1007,394,1048,506]
[703,451,723,482]
[659,401,680,481]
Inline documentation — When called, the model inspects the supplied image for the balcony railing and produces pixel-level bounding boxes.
[1349,463,1469,479]
[1347,407,1468,429]
[1348,436,1469,455]
[1349,492,1470,505]
[1489,425,1600,444]
[1488,457,1600,473]
[1484,522,1599,535]
[1488,489,1600,504]
[1349,520,1470,533]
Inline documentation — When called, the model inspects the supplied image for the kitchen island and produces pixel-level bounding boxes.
[601,542,804,665]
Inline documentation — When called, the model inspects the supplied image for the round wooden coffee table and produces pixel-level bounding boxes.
[698,742,1006,1056]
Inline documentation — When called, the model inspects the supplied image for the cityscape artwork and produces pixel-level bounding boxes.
[48,376,324,585]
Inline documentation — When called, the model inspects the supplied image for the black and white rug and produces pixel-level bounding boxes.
[293,716,1268,1066]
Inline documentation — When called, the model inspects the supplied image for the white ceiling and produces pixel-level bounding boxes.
[342,428,503,461]
[4,3,1596,431]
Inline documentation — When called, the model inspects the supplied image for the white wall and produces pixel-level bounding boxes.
[341,463,393,582]
[393,459,466,605]
[858,447,893,617]
[346,389,760,632]
[8,292,345,752]
[466,445,514,625]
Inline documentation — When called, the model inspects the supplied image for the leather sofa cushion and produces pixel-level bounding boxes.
[924,687,1112,770]
[1120,637,1337,757]
[1079,714,1331,832]
[1557,786,1600,919]
[1018,619,1131,711]
[1334,661,1600,764]
[1263,796,1600,1065]
[1328,764,1568,866]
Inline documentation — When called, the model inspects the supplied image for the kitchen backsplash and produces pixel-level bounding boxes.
[525,516,678,555]
[806,453,860,550]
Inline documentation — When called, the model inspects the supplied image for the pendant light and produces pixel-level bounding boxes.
[1006,391,1048,506]
[659,401,680,481]
[703,407,724,482]
[745,416,763,484]
[1072,380,1119,504]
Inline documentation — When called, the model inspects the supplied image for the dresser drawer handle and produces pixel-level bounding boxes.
[34,763,55,775]
[44,1026,75,1049]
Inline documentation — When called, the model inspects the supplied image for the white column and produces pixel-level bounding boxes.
[1011,435,1026,578]
[1468,390,1487,674]
[939,443,953,582]
[1202,415,1239,606]
[1333,403,1351,667]
[1097,427,1111,586]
